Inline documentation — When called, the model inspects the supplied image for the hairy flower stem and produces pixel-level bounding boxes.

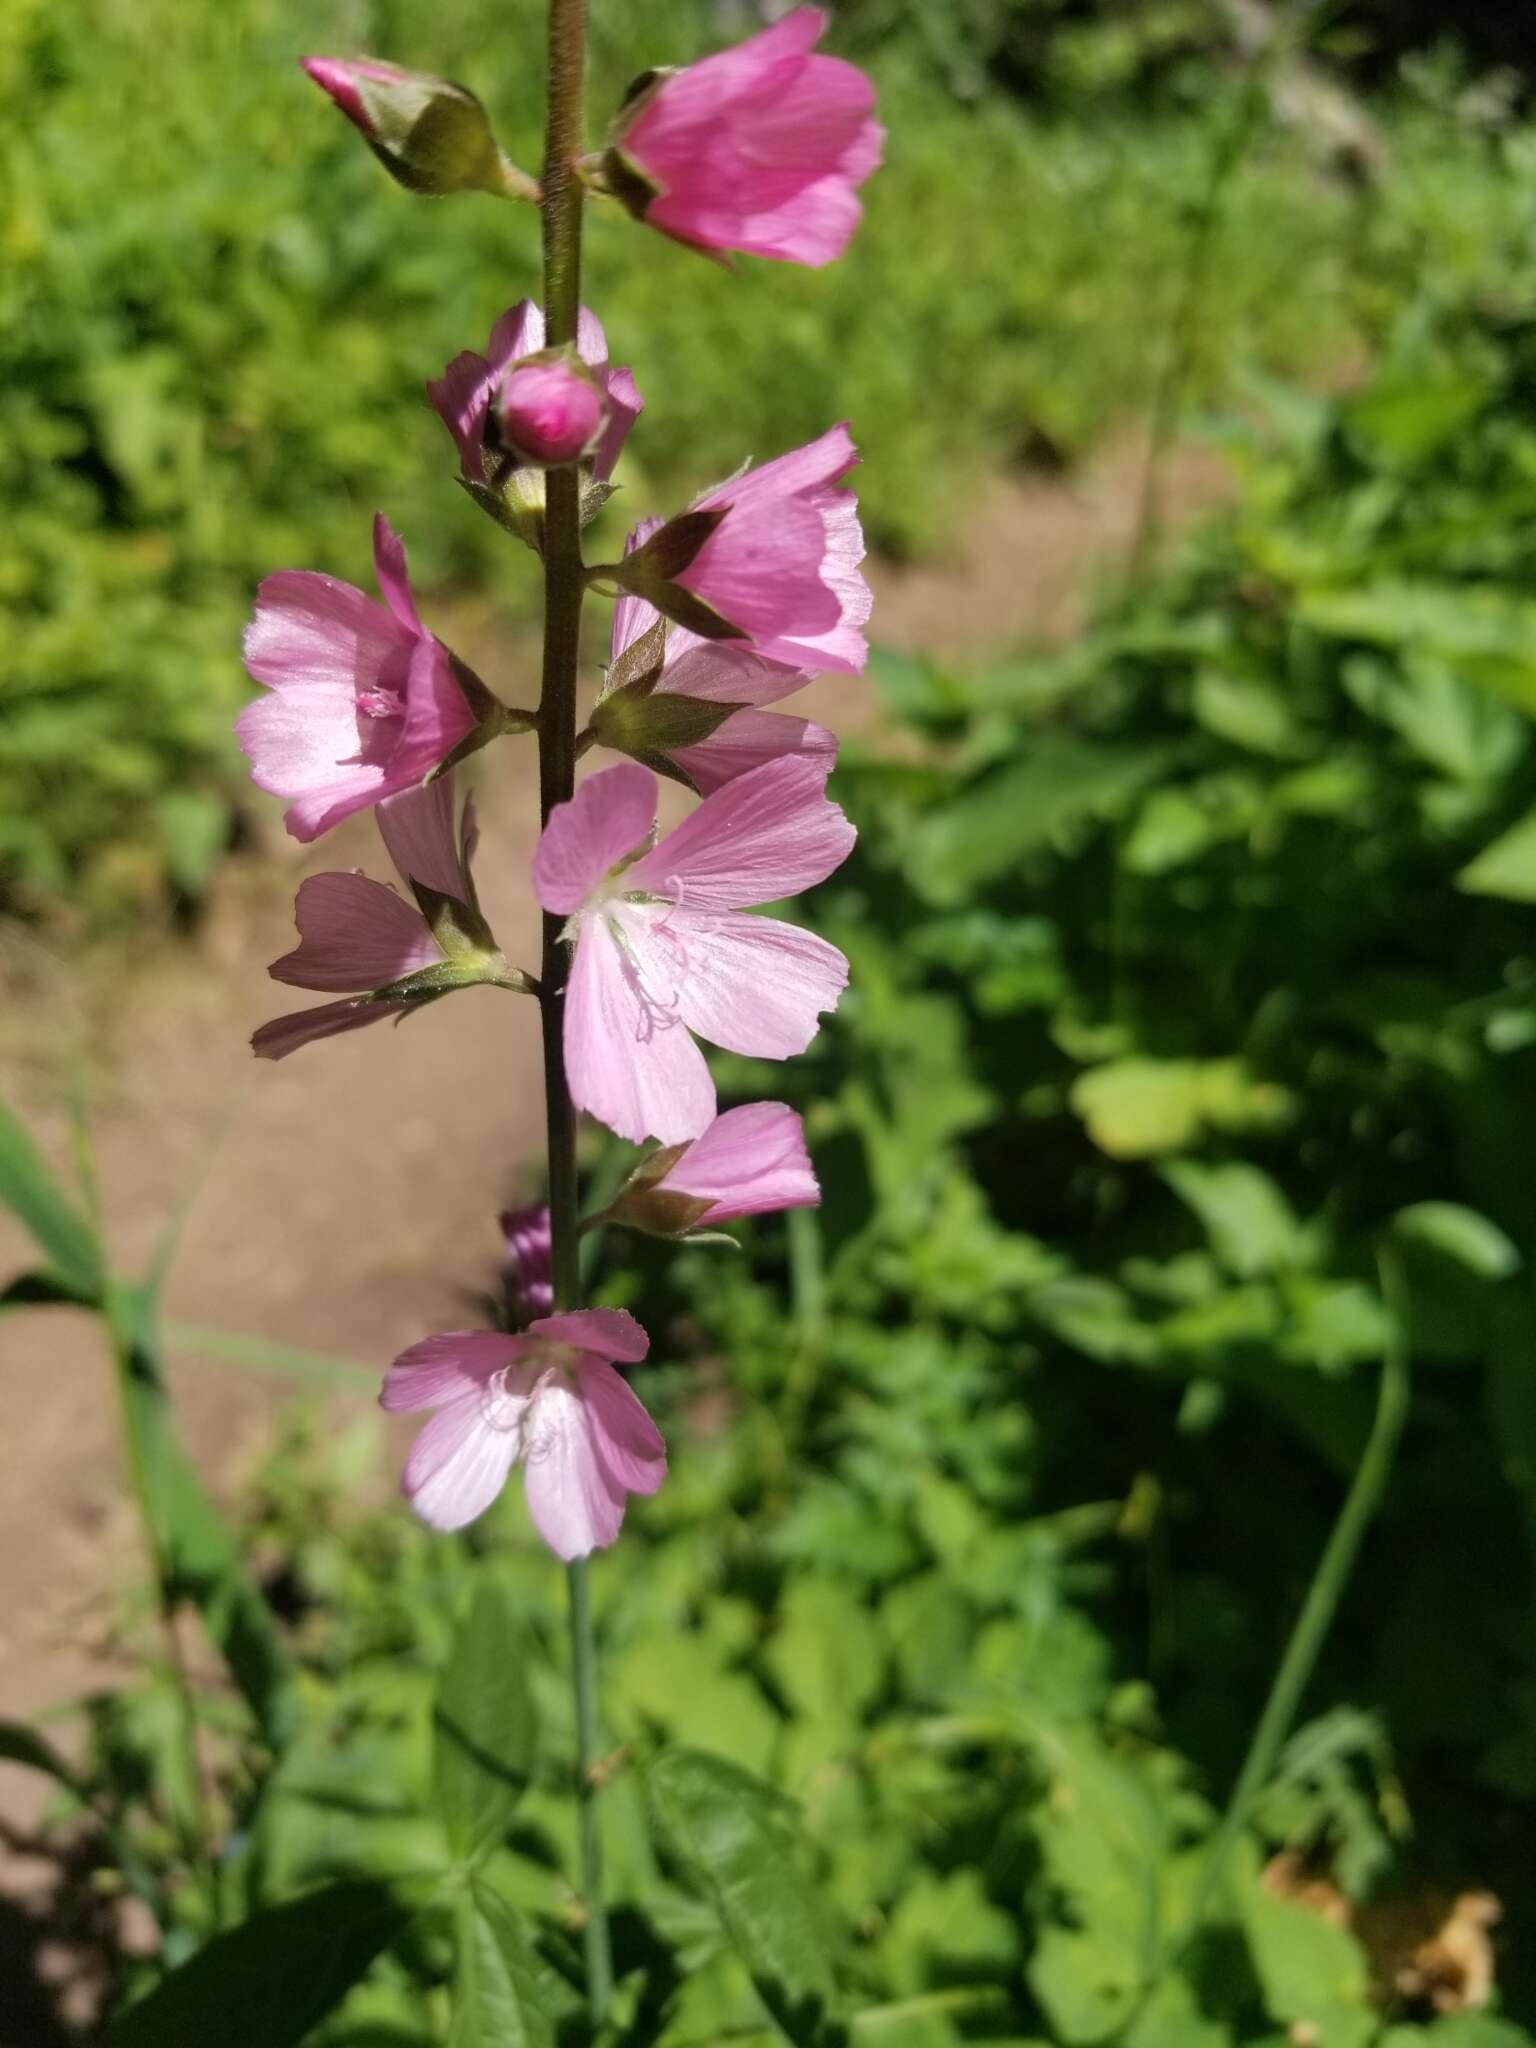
[536,0,613,2024]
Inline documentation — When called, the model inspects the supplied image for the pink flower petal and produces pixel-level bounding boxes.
[578,1359,667,1494]
[376,774,468,900]
[251,996,410,1061]
[268,872,438,993]
[372,513,422,634]
[612,522,665,659]
[533,762,657,915]
[401,1390,523,1532]
[393,637,478,788]
[670,909,849,1058]
[626,755,854,909]
[235,683,389,832]
[564,913,716,1144]
[674,711,836,796]
[663,1101,819,1222]
[528,1308,650,1365]
[427,347,497,482]
[380,1330,526,1412]
[592,365,643,483]
[242,569,408,699]
[489,300,544,369]
[660,643,811,710]
[520,1380,627,1559]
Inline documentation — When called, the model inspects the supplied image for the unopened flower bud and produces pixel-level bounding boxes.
[300,56,534,200]
[495,354,608,468]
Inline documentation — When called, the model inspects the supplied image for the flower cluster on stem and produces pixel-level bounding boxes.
[248,3,879,2025]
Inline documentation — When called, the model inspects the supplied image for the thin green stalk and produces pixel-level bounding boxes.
[1125,31,1273,585]
[1171,1246,1412,1952]
[535,0,612,2023]
[108,1302,219,1918]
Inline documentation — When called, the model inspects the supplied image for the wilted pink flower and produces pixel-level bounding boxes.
[253,775,499,1060]
[591,520,835,793]
[496,357,607,466]
[380,1308,665,1554]
[501,1203,554,1321]
[611,1103,819,1236]
[606,6,882,267]
[533,759,853,1145]
[429,301,641,489]
[624,426,869,675]
[238,514,482,842]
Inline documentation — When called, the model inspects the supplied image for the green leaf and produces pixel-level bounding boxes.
[1458,808,1536,902]
[766,1580,882,1729]
[107,1880,405,2047]
[650,1749,839,2046]
[447,1882,555,2048]
[1392,1201,1521,1280]
[1071,1059,1292,1159]
[1162,1160,1307,1277]
[912,740,1177,899]
[0,1099,104,1305]
[1241,1882,1372,2043]
[434,1574,539,1864]
[613,1634,780,1778]
[109,1286,296,1748]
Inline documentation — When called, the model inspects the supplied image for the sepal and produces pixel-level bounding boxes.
[607,511,747,644]
[601,1144,718,1239]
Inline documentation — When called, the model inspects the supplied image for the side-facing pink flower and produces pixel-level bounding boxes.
[605,7,882,267]
[591,520,835,793]
[253,775,506,1060]
[533,758,854,1145]
[380,1308,665,1555]
[609,1103,819,1236]
[429,301,641,489]
[620,426,870,675]
[501,1203,554,1322]
[238,514,483,842]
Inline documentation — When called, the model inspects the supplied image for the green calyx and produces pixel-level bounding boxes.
[597,1143,719,1239]
[604,511,747,646]
[355,74,534,200]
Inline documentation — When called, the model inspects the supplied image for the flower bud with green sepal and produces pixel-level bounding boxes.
[301,57,537,201]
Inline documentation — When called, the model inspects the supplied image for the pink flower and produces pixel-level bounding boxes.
[610,1103,819,1236]
[237,514,483,842]
[429,301,641,490]
[380,1308,665,1554]
[622,426,870,675]
[496,357,607,467]
[533,758,854,1145]
[501,1204,554,1322]
[592,520,836,793]
[606,6,882,267]
[253,775,505,1060]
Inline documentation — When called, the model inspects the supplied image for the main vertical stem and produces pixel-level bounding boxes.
[537,0,612,2024]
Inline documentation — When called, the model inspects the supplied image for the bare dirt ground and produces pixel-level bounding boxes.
[0,434,1228,2028]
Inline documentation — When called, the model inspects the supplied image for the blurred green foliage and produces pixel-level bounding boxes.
[10,283,1536,2043]
[7,0,1536,915]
